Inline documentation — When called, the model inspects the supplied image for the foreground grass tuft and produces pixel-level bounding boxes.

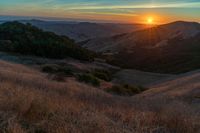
[77,73,100,87]
[41,64,74,76]
[91,69,112,81]
[106,84,148,96]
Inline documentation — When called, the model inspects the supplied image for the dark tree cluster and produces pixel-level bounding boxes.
[0,21,95,61]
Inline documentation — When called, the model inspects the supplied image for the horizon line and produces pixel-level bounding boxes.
[0,14,199,25]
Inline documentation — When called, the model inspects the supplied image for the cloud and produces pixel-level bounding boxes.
[61,2,200,10]
[0,0,199,23]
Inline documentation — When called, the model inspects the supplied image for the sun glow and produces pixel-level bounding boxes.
[147,17,154,24]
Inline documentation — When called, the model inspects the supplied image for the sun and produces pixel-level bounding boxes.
[147,17,154,24]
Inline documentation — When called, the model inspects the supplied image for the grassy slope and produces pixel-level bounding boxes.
[112,69,173,86]
[0,60,199,133]
[140,70,200,101]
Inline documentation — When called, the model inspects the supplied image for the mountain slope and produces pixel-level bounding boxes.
[109,32,200,73]
[83,21,200,74]
[83,21,200,52]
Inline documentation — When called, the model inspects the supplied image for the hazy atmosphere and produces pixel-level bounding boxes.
[0,0,200,23]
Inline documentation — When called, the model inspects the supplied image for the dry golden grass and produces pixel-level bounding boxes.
[0,60,199,133]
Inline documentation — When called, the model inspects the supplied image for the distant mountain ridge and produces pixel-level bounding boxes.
[16,19,146,42]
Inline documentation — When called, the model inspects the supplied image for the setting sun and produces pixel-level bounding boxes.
[147,17,154,24]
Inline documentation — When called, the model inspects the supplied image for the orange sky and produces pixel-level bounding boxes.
[0,0,199,24]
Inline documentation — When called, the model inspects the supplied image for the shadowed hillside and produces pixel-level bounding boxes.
[83,21,200,52]
[83,21,200,74]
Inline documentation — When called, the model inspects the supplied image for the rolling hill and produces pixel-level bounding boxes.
[83,21,200,74]
[138,69,200,107]
[83,21,200,52]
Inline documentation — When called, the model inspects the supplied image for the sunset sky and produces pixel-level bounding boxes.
[0,0,200,24]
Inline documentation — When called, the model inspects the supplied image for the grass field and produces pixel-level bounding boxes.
[0,60,199,133]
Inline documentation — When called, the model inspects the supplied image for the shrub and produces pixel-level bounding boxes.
[51,73,66,82]
[41,64,73,76]
[195,96,200,99]
[42,64,60,73]
[106,84,148,96]
[91,69,112,81]
[77,74,100,87]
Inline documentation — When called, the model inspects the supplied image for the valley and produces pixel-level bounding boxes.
[1,0,200,132]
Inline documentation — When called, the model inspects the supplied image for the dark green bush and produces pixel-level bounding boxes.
[51,73,66,82]
[106,84,148,96]
[77,74,100,87]
[41,64,73,76]
[195,96,200,99]
[91,69,112,81]
[42,64,60,73]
